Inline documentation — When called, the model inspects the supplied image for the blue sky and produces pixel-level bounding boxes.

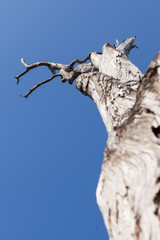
[0,0,160,239]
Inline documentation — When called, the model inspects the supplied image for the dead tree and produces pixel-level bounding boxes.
[16,37,160,240]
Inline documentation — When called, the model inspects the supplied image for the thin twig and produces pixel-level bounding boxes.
[15,69,29,84]
[20,73,62,98]
[15,60,62,84]
[21,58,28,68]
[68,54,91,69]
[16,54,92,97]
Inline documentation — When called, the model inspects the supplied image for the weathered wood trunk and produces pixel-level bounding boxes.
[76,49,160,239]
[16,37,160,240]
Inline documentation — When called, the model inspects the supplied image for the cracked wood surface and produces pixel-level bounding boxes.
[95,53,160,240]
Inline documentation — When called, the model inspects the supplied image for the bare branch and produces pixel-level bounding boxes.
[20,73,62,98]
[15,37,139,98]
[15,58,65,85]
[16,54,94,97]
[68,54,91,69]
[15,69,29,84]
[21,58,28,68]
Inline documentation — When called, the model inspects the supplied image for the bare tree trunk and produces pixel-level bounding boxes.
[16,37,160,240]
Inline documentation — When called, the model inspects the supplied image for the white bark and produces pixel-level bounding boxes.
[76,43,160,240]
[16,37,160,240]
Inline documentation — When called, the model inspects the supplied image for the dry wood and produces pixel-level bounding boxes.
[16,37,160,240]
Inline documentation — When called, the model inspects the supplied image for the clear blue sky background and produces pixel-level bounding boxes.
[0,0,160,239]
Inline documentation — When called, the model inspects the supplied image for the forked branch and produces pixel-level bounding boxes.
[15,37,138,98]
[15,55,92,98]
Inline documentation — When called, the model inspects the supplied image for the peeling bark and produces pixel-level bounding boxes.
[16,37,160,240]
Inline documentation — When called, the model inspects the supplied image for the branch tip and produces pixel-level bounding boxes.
[15,76,19,84]
[21,58,28,68]
[20,94,28,98]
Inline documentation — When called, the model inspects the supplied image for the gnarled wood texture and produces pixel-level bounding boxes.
[16,37,160,240]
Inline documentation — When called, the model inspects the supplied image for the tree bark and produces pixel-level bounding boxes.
[16,37,160,240]
[76,48,160,240]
